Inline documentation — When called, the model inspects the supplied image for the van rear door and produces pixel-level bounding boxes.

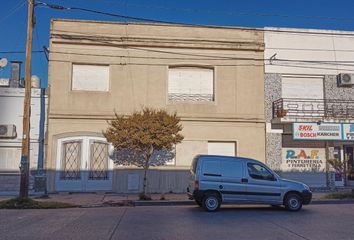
[220,159,248,202]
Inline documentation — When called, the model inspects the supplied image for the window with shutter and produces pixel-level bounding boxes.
[72,64,110,91]
[168,67,214,102]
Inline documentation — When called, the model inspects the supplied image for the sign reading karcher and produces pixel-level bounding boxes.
[281,148,325,171]
[293,123,354,141]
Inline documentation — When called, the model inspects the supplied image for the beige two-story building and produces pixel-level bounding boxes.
[46,19,265,193]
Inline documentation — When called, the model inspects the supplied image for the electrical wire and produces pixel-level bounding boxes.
[35,25,47,77]
[49,34,354,67]
[85,0,354,22]
[48,57,354,71]
[48,50,354,68]
[0,50,44,54]
[36,1,354,37]
[0,0,27,26]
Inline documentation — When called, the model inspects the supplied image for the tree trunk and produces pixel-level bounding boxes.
[344,154,348,187]
[142,147,154,197]
[142,163,148,196]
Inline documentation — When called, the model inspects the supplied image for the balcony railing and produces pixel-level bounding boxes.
[273,98,354,121]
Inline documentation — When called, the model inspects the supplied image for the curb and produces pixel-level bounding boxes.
[132,199,354,207]
[133,200,195,206]
[311,200,354,205]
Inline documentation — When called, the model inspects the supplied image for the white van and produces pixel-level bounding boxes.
[187,155,312,212]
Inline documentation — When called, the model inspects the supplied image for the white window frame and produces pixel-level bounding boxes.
[168,67,215,102]
[207,141,237,157]
[71,64,110,92]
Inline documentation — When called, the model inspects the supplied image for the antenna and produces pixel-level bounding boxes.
[0,58,8,68]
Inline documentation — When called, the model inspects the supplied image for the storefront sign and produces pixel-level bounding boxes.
[281,148,326,171]
[343,124,354,141]
[293,123,342,140]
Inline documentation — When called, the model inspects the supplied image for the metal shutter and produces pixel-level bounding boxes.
[207,142,236,156]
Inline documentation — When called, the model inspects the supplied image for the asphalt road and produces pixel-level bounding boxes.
[1,204,354,240]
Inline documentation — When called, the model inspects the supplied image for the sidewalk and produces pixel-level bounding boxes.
[1,191,354,208]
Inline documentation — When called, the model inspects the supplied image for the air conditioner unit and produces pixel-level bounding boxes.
[0,124,16,138]
[0,78,9,87]
[338,73,354,86]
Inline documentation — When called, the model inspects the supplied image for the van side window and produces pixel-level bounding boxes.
[202,160,221,176]
[247,163,274,181]
[221,161,242,178]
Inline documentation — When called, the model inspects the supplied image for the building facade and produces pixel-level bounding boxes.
[264,27,354,187]
[46,19,265,193]
[0,85,46,194]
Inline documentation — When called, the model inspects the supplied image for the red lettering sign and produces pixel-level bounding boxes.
[299,125,313,131]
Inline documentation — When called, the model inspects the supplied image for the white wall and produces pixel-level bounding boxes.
[265,27,354,75]
[0,88,45,171]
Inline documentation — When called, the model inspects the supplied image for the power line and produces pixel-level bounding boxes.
[265,63,354,72]
[49,34,354,67]
[0,0,27,25]
[48,49,354,68]
[0,50,44,54]
[266,47,354,53]
[86,0,354,22]
[36,1,180,25]
[51,28,354,54]
[3,38,354,67]
[36,1,354,37]
[48,57,354,71]
[47,58,264,67]
[35,25,47,76]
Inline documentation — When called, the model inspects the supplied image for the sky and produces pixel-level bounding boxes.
[1,0,354,88]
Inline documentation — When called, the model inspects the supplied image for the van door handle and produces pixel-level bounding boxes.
[241,178,248,183]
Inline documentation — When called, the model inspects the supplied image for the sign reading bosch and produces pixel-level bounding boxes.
[293,123,342,140]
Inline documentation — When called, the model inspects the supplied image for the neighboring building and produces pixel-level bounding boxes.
[264,27,354,187]
[0,62,47,194]
[46,19,265,193]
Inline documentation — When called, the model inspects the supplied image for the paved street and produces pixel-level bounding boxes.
[1,204,353,240]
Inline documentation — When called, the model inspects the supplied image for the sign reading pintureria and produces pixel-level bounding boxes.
[281,148,326,171]
[293,123,354,141]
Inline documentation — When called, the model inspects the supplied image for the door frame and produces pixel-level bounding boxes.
[55,136,113,192]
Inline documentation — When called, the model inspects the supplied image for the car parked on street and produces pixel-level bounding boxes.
[187,155,312,212]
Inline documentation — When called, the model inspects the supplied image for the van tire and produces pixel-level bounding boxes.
[202,193,221,212]
[284,193,303,211]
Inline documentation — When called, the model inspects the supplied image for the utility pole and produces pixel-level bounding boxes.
[19,0,35,199]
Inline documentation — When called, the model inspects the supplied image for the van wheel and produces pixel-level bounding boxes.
[202,193,221,212]
[284,193,303,211]
[195,200,202,207]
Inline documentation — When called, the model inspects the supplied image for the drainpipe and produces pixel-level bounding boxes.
[35,88,47,194]
[38,88,45,171]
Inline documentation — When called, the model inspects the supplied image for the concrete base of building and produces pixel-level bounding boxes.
[46,169,190,194]
[0,172,20,193]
